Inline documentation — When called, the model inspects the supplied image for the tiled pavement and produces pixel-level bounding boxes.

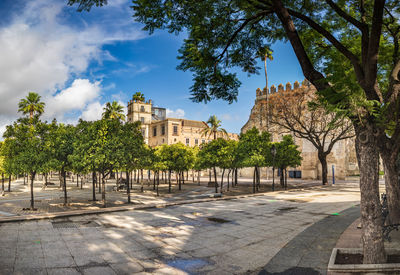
[0,184,361,274]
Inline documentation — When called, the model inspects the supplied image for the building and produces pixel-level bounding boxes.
[241,80,359,180]
[127,97,238,147]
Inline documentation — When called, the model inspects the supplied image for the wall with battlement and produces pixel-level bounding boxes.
[240,79,359,181]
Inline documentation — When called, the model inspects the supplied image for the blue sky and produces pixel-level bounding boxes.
[0,0,304,135]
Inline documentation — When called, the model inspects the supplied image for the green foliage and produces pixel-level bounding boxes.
[201,115,227,140]
[132,92,145,102]
[237,127,270,168]
[18,92,45,120]
[102,101,126,122]
[198,138,230,169]
[271,135,302,170]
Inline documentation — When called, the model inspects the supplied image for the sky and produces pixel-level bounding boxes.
[0,0,304,136]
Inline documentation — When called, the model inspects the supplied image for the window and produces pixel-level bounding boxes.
[153,127,157,137]
[195,139,198,145]
[186,138,190,145]
[141,129,145,136]
[140,106,145,112]
[173,125,178,135]
[202,139,205,144]
[140,117,144,124]
[161,125,165,135]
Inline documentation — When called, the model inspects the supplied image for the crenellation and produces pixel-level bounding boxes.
[278,83,284,92]
[294,81,300,89]
[256,88,262,97]
[286,82,292,92]
[270,85,276,93]
[262,87,268,95]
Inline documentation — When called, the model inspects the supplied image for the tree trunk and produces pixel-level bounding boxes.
[30,172,36,210]
[92,171,96,201]
[213,166,218,193]
[98,173,101,194]
[272,167,275,191]
[8,175,11,192]
[355,124,386,264]
[126,170,131,204]
[181,171,185,185]
[235,168,238,186]
[209,169,211,182]
[253,167,256,193]
[284,168,288,190]
[227,169,231,191]
[140,170,143,192]
[220,168,225,194]
[178,171,182,190]
[380,150,400,224]
[1,173,4,192]
[318,151,328,185]
[156,171,160,196]
[198,171,200,185]
[153,171,156,190]
[23,174,26,185]
[76,174,79,188]
[101,172,106,207]
[63,168,67,206]
[168,170,171,193]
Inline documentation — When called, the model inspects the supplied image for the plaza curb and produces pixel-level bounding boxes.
[0,190,278,223]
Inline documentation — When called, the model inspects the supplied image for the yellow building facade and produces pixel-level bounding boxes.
[127,98,238,147]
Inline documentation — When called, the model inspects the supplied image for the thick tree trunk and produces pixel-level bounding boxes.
[381,151,400,224]
[318,151,328,185]
[284,168,288,190]
[355,124,386,264]
[126,171,131,204]
[30,172,36,210]
[213,166,218,193]
[220,168,225,194]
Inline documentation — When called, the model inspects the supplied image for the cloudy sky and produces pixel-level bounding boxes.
[0,0,304,136]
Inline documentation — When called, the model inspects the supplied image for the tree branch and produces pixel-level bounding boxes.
[325,0,367,31]
[287,8,365,82]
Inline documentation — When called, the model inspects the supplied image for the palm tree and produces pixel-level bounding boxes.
[132,92,145,102]
[256,47,273,89]
[202,115,228,140]
[102,101,125,121]
[18,92,45,120]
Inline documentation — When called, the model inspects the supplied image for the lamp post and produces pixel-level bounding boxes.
[271,144,276,191]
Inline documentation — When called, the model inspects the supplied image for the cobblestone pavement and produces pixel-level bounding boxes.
[0,183,361,275]
[0,175,334,217]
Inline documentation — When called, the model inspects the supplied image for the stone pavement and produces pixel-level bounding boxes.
[0,183,361,275]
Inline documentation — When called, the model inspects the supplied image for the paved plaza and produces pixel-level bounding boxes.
[0,183,362,275]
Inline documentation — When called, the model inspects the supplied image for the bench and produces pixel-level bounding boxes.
[381,193,400,241]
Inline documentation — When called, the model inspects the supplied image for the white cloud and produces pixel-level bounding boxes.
[0,0,144,137]
[81,101,104,121]
[166,108,185,118]
[45,79,101,119]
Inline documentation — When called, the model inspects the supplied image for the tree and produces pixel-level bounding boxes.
[237,128,271,193]
[69,0,400,264]
[3,121,49,210]
[256,46,273,90]
[18,92,45,120]
[201,115,228,140]
[102,101,126,121]
[268,85,354,185]
[49,122,76,206]
[269,135,302,189]
[132,92,145,102]
[115,121,144,202]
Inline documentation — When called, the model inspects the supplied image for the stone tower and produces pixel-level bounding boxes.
[241,80,359,180]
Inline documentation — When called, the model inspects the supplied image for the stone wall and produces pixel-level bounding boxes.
[241,80,359,180]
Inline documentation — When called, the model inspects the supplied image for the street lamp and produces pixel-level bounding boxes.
[270,144,276,191]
